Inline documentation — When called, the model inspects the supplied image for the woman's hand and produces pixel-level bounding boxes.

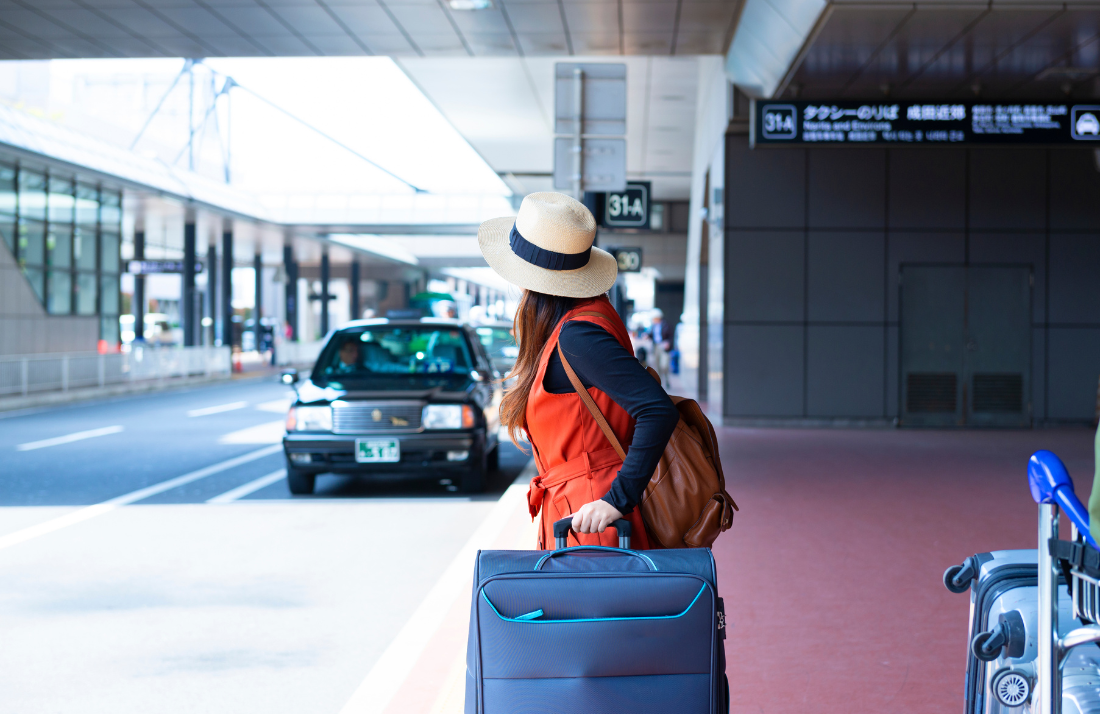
[570,500,624,534]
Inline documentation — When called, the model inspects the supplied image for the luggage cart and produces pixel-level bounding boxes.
[1029,450,1100,714]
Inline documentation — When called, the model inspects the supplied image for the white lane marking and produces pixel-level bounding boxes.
[207,469,287,504]
[15,425,125,452]
[187,401,248,417]
[218,420,285,445]
[0,444,282,553]
[255,398,292,414]
[339,461,536,714]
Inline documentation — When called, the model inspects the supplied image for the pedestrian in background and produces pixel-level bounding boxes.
[650,309,673,388]
[477,192,679,549]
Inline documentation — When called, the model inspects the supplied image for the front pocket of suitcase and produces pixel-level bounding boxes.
[476,575,714,681]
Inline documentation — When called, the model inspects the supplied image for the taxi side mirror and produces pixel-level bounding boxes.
[281,369,299,385]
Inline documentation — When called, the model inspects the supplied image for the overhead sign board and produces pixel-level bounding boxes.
[752,100,1100,146]
[553,138,627,192]
[127,260,204,274]
[554,63,627,136]
[609,247,643,272]
[602,181,650,229]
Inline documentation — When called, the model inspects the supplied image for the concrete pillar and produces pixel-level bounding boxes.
[182,220,196,347]
[320,250,330,336]
[253,252,262,351]
[206,243,217,346]
[283,244,297,342]
[221,229,234,348]
[133,230,145,342]
[350,260,360,321]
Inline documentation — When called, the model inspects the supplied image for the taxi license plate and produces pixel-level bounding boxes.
[355,439,400,463]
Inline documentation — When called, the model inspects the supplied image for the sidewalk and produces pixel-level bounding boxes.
[712,426,1096,713]
[336,426,1098,713]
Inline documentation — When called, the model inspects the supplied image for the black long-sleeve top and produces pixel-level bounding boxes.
[543,320,680,514]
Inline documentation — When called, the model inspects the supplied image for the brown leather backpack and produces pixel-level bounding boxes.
[557,343,738,549]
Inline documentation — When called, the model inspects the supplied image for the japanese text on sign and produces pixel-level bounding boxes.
[753,100,1096,146]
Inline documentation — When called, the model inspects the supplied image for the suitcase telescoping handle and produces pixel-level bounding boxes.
[553,517,631,550]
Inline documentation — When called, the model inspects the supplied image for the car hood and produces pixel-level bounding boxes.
[295,379,471,405]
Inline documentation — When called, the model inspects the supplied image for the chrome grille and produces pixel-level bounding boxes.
[332,401,423,434]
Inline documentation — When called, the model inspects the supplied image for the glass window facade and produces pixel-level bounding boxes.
[1,161,123,344]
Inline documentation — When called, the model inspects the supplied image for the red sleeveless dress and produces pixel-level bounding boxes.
[524,296,651,550]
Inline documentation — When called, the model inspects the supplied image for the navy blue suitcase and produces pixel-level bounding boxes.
[465,518,728,714]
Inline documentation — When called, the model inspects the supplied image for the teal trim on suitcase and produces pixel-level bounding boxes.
[533,546,658,572]
[480,583,707,624]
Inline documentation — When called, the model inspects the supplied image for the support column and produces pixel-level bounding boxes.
[133,230,145,342]
[350,259,360,321]
[283,244,297,342]
[320,251,330,335]
[182,220,196,347]
[206,243,217,346]
[222,228,234,348]
[253,252,263,352]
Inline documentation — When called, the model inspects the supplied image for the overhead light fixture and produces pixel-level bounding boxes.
[448,0,491,9]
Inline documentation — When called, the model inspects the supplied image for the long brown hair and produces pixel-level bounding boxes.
[500,289,575,448]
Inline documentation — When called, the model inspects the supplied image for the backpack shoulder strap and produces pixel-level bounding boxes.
[556,343,626,460]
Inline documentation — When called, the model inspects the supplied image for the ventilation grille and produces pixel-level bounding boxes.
[973,374,1024,413]
[906,373,957,413]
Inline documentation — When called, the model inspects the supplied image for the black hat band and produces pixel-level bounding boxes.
[509,223,591,271]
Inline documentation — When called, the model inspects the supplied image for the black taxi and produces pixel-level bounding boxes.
[281,318,502,494]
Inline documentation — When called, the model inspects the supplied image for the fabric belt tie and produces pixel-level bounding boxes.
[526,447,624,517]
[509,224,591,271]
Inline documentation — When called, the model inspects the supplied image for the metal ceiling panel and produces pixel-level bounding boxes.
[407,32,468,53]
[152,6,245,37]
[265,6,350,35]
[36,7,134,38]
[501,3,566,33]
[203,35,273,57]
[216,7,295,35]
[561,2,619,35]
[673,32,724,54]
[976,9,1100,97]
[624,32,673,54]
[362,33,419,54]
[621,2,678,32]
[792,7,911,97]
[100,37,169,57]
[387,4,458,35]
[446,7,511,33]
[570,32,622,54]
[304,33,368,54]
[842,8,987,97]
[99,7,197,37]
[248,33,318,55]
[676,2,736,33]
[0,9,81,40]
[517,32,572,54]
[464,32,519,55]
[325,4,405,35]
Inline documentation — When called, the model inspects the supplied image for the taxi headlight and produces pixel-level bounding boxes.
[291,406,332,431]
[422,404,475,430]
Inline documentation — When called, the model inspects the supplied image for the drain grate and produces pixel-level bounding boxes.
[906,373,957,413]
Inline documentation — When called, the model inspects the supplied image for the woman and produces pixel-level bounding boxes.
[478,192,680,549]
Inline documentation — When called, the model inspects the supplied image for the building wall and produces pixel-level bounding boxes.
[0,235,98,355]
[722,134,1100,423]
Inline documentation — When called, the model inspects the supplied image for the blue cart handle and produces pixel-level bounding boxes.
[1029,450,1097,548]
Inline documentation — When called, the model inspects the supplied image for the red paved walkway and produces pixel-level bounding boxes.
[713,427,1096,714]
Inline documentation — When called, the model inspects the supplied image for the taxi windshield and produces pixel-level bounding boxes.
[313,326,474,389]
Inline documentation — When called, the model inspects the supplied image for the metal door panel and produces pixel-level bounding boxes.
[966,267,1031,427]
[900,266,966,426]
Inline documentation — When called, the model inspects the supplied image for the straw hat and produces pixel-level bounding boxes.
[478,192,617,298]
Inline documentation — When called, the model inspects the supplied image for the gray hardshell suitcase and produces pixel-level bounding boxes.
[464,519,728,714]
[945,549,1095,713]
